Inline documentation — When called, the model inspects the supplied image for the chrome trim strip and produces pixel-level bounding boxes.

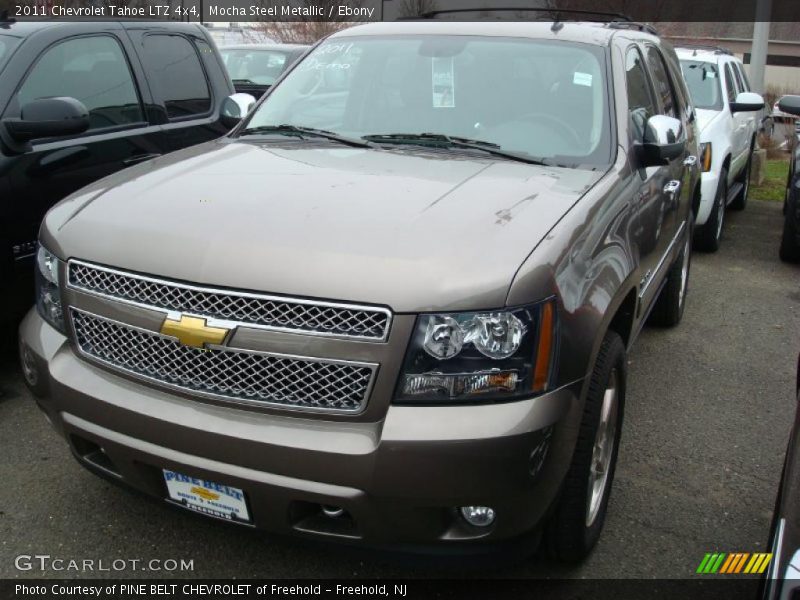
[69,308,378,415]
[766,517,785,585]
[67,259,393,343]
[638,220,687,299]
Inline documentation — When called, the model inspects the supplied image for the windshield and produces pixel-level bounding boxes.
[680,60,723,110]
[0,35,20,70]
[221,49,292,86]
[241,35,612,167]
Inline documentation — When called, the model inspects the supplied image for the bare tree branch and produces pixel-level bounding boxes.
[397,0,437,18]
[251,0,363,43]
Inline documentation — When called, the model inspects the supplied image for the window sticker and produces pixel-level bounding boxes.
[573,71,593,87]
[432,57,455,108]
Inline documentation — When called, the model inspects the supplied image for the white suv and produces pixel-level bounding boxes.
[677,46,765,251]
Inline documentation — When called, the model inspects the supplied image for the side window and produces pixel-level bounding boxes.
[625,47,657,142]
[723,63,737,103]
[15,35,143,131]
[645,46,679,119]
[736,63,752,91]
[141,35,211,119]
[731,62,745,94]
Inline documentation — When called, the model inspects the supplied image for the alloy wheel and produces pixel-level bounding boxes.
[586,369,619,527]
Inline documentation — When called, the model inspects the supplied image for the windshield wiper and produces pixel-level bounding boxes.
[232,78,257,84]
[362,132,549,165]
[238,124,374,148]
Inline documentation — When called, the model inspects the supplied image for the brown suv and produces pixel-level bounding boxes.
[19,20,699,560]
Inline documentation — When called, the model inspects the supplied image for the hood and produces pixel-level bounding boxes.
[45,139,603,312]
[695,108,723,134]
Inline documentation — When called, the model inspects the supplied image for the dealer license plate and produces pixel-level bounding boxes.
[163,469,251,523]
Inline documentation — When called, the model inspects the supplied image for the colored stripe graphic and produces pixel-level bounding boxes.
[698,553,773,575]
[710,553,726,573]
[734,553,750,573]
[719,553,736,574]
[697,553,713,574]
[719,553,737,574]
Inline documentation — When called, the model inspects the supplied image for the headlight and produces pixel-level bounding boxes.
[35,245,65,333]
[394,299,558,404]
[700,142,712,172]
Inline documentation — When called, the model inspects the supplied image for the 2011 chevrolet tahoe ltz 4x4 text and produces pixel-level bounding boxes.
[19,20,699,560]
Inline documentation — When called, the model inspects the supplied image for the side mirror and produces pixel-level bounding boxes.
[778,95,800,117]
[731,91,765,113]
[4,97,89,143]
[221,93,256,129]
[637,115,686,167]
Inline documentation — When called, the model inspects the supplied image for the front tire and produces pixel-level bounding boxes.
[544,330,626,562]
[694,169,727,252]
[649,216,693,327]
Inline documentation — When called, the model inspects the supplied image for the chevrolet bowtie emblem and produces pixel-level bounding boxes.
[190,486,220,501]
[160,315,230,349]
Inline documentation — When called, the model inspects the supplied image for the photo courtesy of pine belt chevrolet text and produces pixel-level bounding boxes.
[17,20,701,560]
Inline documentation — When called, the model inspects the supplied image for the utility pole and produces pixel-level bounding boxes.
[749,0,771,94]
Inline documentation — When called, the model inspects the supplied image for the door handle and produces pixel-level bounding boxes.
[123,153,161,166]
[683,155,697,167]
[663,180,681,198]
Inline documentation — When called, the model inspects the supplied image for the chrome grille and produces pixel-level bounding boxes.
[71,310,375,413]
[67,261,391,341]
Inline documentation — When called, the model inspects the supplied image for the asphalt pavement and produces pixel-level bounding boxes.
[1,199,798,581]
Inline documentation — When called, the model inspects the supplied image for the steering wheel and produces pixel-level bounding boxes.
[518,112,583,149]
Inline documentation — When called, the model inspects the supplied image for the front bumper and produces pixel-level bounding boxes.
[19,309,582,548]
[696,170,721,227]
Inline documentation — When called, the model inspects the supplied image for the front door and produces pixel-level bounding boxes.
[3,26,162,280]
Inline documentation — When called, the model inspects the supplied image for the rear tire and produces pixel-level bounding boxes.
[544,330,626,562]
[730,146,753,211]
[649,215,693,327]
[694,170,726,253]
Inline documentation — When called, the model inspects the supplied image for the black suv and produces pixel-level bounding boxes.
[0,20,250,319]
[778,96,800,263]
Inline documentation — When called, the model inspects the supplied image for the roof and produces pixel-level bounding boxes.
[331,20,655,46]
[219,43,310,52]
[675,46,738,63]
[0,20,204,39]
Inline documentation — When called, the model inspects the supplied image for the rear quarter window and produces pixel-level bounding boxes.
[141,34,211,119]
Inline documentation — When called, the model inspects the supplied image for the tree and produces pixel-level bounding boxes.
[398,0,437,18]
[252,0,364,43]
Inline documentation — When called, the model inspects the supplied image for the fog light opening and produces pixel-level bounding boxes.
[321,505,346,519]
[19,344,39,388]
[459,505,496,527]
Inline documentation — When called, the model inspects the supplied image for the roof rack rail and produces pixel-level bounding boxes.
[676,44,733,56]
[397,7,630,22]
[607,21,658,36]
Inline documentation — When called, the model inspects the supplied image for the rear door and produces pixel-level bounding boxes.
[624,45,675,312]
[732,61,759,150]
[124,27,230,153]
[724,61,749,181]
[1,23,163,275]
[644,43,692,245]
